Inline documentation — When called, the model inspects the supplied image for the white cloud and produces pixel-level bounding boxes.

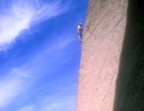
[0,68,33,108]
[18,89,76,111]
[0,36,74,108]
[0,77,23,107]
[18,105,35,111]
[0,0,69,50]
[20,36,75,77]
[43,96,76,111]
[39,83,77,111]
[12,68,32,78]
[16,80,77,111]
[0,31,76,109]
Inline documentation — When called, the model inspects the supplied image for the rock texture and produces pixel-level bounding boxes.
[76,0,144,111]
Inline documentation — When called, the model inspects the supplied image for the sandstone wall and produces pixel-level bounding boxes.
[76,0,144,111]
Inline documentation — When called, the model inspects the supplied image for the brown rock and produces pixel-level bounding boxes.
[76,0,144,111]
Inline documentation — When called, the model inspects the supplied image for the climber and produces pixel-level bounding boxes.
[77,23,83,42]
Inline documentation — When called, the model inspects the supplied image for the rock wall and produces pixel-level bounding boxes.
[76,0,144,111]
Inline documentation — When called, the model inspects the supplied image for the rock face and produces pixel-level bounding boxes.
[76,0,144,111]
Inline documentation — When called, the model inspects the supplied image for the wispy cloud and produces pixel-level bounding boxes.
[21,36,75,77]
[34,83,77,111]
[0,36,74,108]
[0,77,22,107]
[18,105,35,111]
[0,68,33,108]
[0,0,69,50]
[42,95,76,111]
[18,96,76,111]
[43,84,77,111]
[18,83,77,111]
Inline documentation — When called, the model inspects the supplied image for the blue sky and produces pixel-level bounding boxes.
[0,0,88,111]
